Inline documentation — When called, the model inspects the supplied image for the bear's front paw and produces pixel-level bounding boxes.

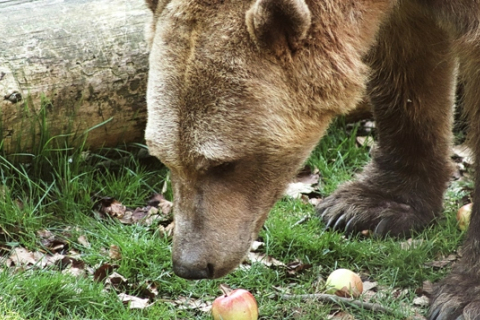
[429,267,480,320]
[316,181,435,237]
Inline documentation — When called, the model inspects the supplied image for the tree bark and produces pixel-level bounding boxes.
[0,0,149,153]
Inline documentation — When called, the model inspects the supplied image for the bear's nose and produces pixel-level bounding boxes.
[173,260,215,279]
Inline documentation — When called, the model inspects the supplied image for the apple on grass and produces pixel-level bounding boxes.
[457,203,473,231]
[325,268,363,298]
[211,286,258,320]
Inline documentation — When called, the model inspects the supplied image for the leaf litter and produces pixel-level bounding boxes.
[284,165,321,200]
[0,142,471,317]
[0,193,178,310]
[88,193,179,309]
[94,193,173,227]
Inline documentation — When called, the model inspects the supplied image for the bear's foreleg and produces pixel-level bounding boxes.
[429,17,480,320]
[317,2,456,237]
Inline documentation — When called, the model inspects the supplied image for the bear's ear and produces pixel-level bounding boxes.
[145,0,159,12]
[246,0,311,55]
[146,0,158,13]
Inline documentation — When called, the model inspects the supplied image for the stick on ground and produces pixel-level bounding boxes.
[280,293,396,315]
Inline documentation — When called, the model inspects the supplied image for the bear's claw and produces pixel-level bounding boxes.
[316,181,436,237]
[332,213,347,230]
[429,266,480,320]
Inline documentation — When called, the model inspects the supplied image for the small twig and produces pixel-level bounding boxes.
[280,293,396,314]
[291,215,310,227]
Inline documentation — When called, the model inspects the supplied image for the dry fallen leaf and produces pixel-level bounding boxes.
[93,263,118,282]
[247,252,285,268]
[285,259,313,276]
[37,230,69,253]
[55,256,84,270]
[362,281,378,293]
[418,280,434,296]
[170,296,212,312]
[130,207,150,223]
[451,144,475,182]
[148,193,173,216]
[452,144,474,166]
[158,199,173,216]
[36,229,54,239]
[284,166,320,199]
[3,244,88,277]
[284,182,315,199]
[8,247,45,267]
[77,235,91,248]
[295,166,320,185]
[158,221,175,237]
[250,241,265,251]
[109,245,122,260]
[141,207,166,226]
[138,281,159,299]
[104,272,129,292]
[308,197,322,206]
[101,198,127,218]
[400,239,424,250]
[61,257,87,277]
[118,210,134,224]
[94,194,174,227]
[118,293,152,309]
[413,295,430,307]
[356,136,375,148]
[424,254,458,269]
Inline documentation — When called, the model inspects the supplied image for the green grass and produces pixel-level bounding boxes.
[0,118,467,319]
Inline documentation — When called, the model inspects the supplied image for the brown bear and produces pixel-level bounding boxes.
[144,0,480,318]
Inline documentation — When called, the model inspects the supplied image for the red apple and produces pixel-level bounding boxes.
[457,203,473,231]
[211,288,258,320]
[325,268,363,298]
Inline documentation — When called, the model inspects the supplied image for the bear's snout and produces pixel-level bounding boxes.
[172,254,215,280]
[172,239,246,279]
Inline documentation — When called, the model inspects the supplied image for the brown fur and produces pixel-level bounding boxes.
[144,0,480,318]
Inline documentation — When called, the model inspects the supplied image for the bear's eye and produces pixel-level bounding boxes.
[209,162,236,176]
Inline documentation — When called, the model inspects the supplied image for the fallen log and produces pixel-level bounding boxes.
[0,0,149,153]
[0,0,374,154]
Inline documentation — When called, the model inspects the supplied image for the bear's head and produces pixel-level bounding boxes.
[145,0,390,279]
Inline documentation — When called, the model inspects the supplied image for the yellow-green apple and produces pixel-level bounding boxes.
[326,268,363,298]
[457,203,473,231]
